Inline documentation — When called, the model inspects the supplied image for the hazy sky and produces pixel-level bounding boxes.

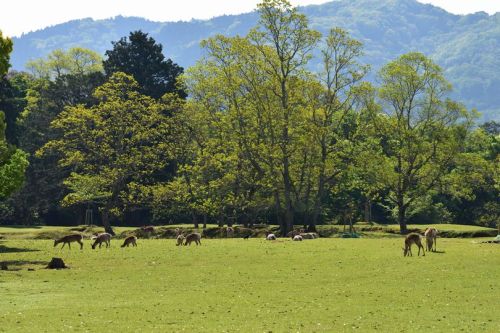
[1,0,499,37]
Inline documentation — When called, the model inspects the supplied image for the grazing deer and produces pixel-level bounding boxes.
[403,233,425,257]
[142,225,155,233]
[184,233,202,246]
[121,236,137,248]
[266,233,277,240]
[91,233,111,249]
[54,234,84,250]
[176,234,185,246]
[300,232,318,239]
[292,235,303,241]
[424,227,438,252]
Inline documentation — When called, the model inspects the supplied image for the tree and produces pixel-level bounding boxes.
[0,30,29,200]
[103,31,185,99]
[0,31,12,75]
[39,72,177,234]
[27,47,103,80]
[373,52,474,233]
[11,50,105,225]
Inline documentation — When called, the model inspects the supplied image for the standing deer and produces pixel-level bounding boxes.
[91,233,111,249]
[121,236,137,247]
[424,227,438,252]
[184,233,202,246]
[403,233,425,257]
[54,234,84,250]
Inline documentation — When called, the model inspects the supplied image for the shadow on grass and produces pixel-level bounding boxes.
[0,243,40,254]
[430,250,446,254]
[1,259,48,271]
[0,225,44,229]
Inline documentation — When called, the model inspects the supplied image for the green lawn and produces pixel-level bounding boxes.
[1,236,499,332]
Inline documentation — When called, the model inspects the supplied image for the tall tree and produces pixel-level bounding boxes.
[374,52,474,233]
[0,31,29,200]
[27,47,103,80]
[39,72,178,234]
[9,49,106,224]
[103,31,185,99]
[0,31,12,75]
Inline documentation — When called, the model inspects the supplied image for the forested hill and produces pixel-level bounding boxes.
[9,0,500,121]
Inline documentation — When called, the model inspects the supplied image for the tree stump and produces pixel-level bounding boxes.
[0,262,8,270]
[46,257,68,269]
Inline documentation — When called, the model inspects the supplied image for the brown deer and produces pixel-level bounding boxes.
[54,234,84,250]
[91,233,111,249]
[176,234,185,246]
[142,226,155,233]
[403,233,425,257]
[424,227,438,252]
[184,233,202,246]
[121,236,137,248]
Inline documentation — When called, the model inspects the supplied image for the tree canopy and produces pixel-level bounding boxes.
[103,31,185,99]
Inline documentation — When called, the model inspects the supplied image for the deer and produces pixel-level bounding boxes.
[184,233,202,246]
[54,234,84,250]
[266,232,277,240]
[424,227,438,252]
[292,235,303,241]
[91,233,111,249]
[403,233,425,257]
[142,225,155,233]
[176,234,185,246]
[121,236,137,248]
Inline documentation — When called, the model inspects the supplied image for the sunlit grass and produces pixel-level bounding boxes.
[1,236,498,332]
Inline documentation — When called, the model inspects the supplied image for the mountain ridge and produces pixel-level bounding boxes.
[7,0,500,121]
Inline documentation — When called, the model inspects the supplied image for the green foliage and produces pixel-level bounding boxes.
[10,1,500,122]
[0,31,29,201]
[371,52,475,232]
[103,31,185,99]
[26,47,103,79]
[0,30,13,76]
[39,72,178,230]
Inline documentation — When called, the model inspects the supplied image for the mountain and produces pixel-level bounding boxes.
[8,0,500,121]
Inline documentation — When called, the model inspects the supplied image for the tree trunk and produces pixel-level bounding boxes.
[364,199,371,223]
[192,213,199,229]
[274,191,285,236]
[398,204,408,234]
[218,213,224,228]
[101,210,115,235]
[283,168,294,236]
[203,214,207,229]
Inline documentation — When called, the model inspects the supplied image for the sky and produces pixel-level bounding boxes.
[1,0,499,37]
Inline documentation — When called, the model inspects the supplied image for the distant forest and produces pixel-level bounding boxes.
[0,0,498,235]
[10,0,500,122]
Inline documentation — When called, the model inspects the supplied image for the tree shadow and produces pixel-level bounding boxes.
[1,260,48,271]
[0,243,40,254]
[0,225,44,230]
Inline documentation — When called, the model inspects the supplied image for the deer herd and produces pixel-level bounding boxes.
[53,226,439,257]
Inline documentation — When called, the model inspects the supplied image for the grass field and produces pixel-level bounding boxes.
[1,234,499,332]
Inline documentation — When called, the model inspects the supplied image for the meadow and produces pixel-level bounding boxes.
[1,226,499,332]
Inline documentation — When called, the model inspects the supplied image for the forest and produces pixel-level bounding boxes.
[0,0,498,235]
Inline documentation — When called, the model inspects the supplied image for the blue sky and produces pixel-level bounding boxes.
[1,0,499,37]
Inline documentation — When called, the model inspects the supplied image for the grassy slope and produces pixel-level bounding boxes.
[1,238,499,332]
